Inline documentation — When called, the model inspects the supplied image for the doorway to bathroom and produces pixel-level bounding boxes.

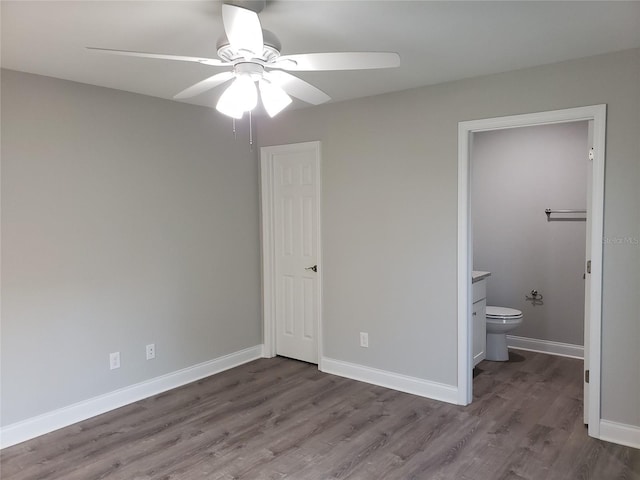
[457,105,606,440]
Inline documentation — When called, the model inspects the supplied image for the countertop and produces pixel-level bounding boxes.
[472,270,491,283]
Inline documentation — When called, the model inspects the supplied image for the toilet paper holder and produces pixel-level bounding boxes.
[526,289,544,306]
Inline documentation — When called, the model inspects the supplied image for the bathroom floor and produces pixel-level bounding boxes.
[2,351,638,479]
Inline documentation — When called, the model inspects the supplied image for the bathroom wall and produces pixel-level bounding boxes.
[472,122,589,347]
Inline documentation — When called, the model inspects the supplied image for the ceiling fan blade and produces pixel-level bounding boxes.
[173,71,235,99]
[222,4,264,58]
[265,71,330,106]
[272,52,400,71]
[86,47,229,67]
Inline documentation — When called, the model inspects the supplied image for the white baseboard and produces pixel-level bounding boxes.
[321,357,459,405]
[599,420,640,449]
[507,335,584,359]
[0,345,263,449]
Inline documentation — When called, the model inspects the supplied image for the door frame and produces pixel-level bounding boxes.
[260,141,323,368]
[457,105,606,439]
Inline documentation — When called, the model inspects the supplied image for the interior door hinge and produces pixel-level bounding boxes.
[588,148,594,161]
[587,260,591,274]
[585,370,590,383]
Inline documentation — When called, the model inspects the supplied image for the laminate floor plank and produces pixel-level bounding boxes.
[2,352,639,480]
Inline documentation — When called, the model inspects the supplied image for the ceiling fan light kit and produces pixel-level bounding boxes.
[88,2,400,120]
[258,78,292,117]
[216,73,256,119]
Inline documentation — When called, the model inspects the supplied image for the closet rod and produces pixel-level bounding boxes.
[545,208,587,219]
[545,209,586,214]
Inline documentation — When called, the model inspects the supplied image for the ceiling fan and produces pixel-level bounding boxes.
[87,2,400,119]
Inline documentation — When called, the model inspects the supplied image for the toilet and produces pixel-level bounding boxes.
[485,306,523,361]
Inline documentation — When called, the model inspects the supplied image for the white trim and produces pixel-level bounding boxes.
[599,420,640,450]
[316,144,324,370]
[457,123,472,405]
[587,105,606,439]
[506,335,584,359]
[260,141,323,366]
[260,146,276,358]
[0,345,263,449]
[321,357,459,405]
[457,105,606,434]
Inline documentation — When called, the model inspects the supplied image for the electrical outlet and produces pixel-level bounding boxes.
[360,332,369,348]
[109,352,120,370]
[146,343,155,360]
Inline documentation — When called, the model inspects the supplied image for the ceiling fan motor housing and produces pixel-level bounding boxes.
[224,0,266,14]
[216,29,281,63]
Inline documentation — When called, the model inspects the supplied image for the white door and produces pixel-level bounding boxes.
[261,142,321,364]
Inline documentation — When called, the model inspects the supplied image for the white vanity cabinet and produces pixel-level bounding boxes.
[472,272,490,366]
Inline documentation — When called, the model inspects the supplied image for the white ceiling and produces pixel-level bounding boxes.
[2,1,640,111]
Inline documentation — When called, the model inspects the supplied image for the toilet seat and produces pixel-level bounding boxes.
[486,306,523,321]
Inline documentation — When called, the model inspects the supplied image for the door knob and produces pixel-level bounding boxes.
[305,265,317,272]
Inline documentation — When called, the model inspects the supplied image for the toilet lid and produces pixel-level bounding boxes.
[486,306,523,318]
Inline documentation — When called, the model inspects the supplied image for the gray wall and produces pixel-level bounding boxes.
[0,70,262,426]
[472,123,588,346]
[257,48,640,427]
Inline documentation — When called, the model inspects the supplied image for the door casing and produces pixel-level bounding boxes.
[260,141,323,368]
[457,105,606,440]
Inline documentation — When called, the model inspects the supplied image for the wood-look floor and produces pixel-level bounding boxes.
[2,351,639,479]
